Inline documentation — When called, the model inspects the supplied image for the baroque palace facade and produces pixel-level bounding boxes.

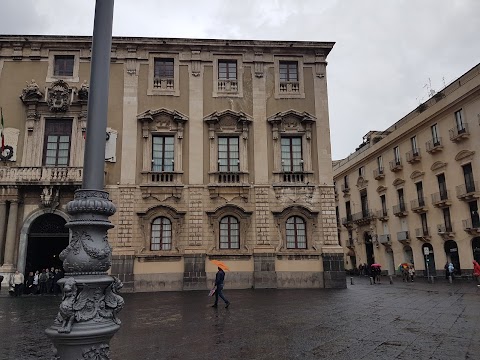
[0,35,343,292]
[334,63,480,277]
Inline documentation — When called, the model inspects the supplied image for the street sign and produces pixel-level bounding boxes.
[423,247,430,256]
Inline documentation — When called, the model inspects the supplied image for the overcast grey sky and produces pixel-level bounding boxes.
[1,0,479,159]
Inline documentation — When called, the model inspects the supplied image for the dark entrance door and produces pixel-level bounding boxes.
[472,237,480,263]
[444,240,461,275]
[422,243,436,276]
[364,232,374,265]
[25,213,69,274]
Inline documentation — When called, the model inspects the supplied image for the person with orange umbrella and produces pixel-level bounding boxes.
[210,260,230,308]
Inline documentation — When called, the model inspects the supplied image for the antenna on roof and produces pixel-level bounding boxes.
[423,78,435,98]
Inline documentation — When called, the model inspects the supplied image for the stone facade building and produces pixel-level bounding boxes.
[0,35,343,292]
[333,63,480,277]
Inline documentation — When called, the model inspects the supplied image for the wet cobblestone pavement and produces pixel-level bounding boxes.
[1,277,480,359]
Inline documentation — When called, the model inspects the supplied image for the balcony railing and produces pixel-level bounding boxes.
[273,171,312,184]
[449,123,470,142]
[341,183,350,193]
[462,218,480,234]
[431,190,451,207]
[217,79,238,93]
[406,149,421,164]
[389,159,403,172]
[410,197,428,213]
[341,215,353,227]
[376,209,389,221]
[0,166,83,184]
[456,181,479,200]
[393,203,408,217]
[153,77,174,90]
[279,81,300,93]
[142,171,182,184]
[378,234,391,245]
[352,210,374,225]
[426,137,443,154]
[373,167,385,180]
[415,227,431,239]
[397,231,410,242]
[437,224,454,239]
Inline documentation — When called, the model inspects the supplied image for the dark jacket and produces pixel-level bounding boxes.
[215,270,225,286]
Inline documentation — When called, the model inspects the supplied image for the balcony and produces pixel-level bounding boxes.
[449,123,470,143]
[345,238,355,249]
[273,171,313,185]
[437,224,455,240]
[141,171,183,185]
[462,218,480,235]
[341,183,350,194]
[153,77,174,90]
[456,182,479,201]
[393,203,408,217]
[426,137,443,154]
[431,190,452,208]
[373,167,385,180]
[415,227,431,241]
[397,231,410,244]
[410,197,428,213]
[279,81,300,94]
[389,159,403,172]
[378,234,391,246]
[376,209,389,222]
[208,172,250,200]
[0,166,83,185]
[341,215,353,228]
[406,149,421,164]
[352,210,375,226]
[217,79,238,93]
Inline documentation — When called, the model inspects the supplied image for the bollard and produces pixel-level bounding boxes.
[448,275,452,284]
[389,275,393,284]
[350,277,354,285]
[369,277,374,285]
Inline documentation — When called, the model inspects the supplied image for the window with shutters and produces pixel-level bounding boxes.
[148,53,180,96]
[43,119,72,166]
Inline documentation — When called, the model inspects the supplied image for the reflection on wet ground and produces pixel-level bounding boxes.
[1,277,480,359]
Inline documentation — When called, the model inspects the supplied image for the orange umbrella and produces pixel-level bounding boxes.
[210,259,230,271]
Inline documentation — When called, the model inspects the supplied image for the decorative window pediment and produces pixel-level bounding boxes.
[376,185,388,193]
[268,110,316,185]
[392,178,405,187]
[356,176,368,189]
[455,150,475,162]
[137,108,188,186]
[410,170,425,180]
[431,161,447,172]
[204,110,253,187]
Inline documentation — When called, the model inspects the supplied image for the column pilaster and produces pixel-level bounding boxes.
[0,201,7,265]
[1,200,19,271]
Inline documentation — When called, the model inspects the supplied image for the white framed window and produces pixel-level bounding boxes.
[151,216,172,251]
[286,216,307,249]
[454,109,465,131]
[281,137,303,172]
[152,135,175,172]
[147,53,180,96]
[274,56,305,99]
[431,124,440,144]
[46,51,80,83]
[213,55,243,98]
[218,137,240,172]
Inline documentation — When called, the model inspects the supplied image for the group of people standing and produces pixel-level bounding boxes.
[2,267,64,297]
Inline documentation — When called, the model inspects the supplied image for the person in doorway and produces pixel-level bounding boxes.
[39,269,48,295]
[33,271,39,295]
[25,271,34,295]
[447,262,455,280]
[408,265,415,282]
[12,270,24,297]
[444,262,450,280]
[212,267,230,308]
[473,261,480,287]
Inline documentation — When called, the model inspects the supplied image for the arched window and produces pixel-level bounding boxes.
[219,216,240,249]
[151,217,172,251]
[286,216,306,249]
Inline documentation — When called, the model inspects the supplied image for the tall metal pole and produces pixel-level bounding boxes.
[46,2,123,359]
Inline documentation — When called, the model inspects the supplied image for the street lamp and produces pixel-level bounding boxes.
[45,1,122,359]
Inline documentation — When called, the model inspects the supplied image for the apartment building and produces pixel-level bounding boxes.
[333,64,480,277]
[0,35,343,291]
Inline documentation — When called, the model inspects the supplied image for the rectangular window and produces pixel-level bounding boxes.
[469,201,480,228]
[454,109,465,132]
[345,201,352,219]
[397,188,405,209]
[416,181,425,206]
[358,166,365,177]
[410,136,418,153]
[463,163,475,193]
[43,119,72,166]
[344,175,349,189]
[393,146,400,164]
[54,55,74,77]
[218,137,239,172]
[281,137,303,172]
[380,195,387,216]
[153,58,174,90]
[437,173,447,200]
[431,124,440,144]
[421,213,429,235]
[218,60,237,80]
[443,208,452,232]
[152,136,174,172]
[360,189,368,216]
[279,61,298,82]
[377,156,383,170]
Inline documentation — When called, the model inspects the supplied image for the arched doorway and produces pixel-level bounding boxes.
[444,240,461,275]
[422,243,436,277]
[403,245,414,264]
[385,248,395,275]
[472,237,480,263]
[25,213,69,274]
[364,232,374,265]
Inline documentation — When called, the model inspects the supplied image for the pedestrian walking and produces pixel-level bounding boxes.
[212,267,230,308]
[33,270,39,295]
[25,271,35,294]
[12,270,24,297]
[472,260,480,287]
[447,262,455,280]
[39,269,48,295]
[408,265,415,282]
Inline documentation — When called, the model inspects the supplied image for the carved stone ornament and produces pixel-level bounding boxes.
[20,79,43,103]
[267,110,316,140]
[41,186,60,208]
[80,344,111,360]
[77,80,89,101]
[47,80,71,112]
[204,110,253,139]
[137,108,188,139]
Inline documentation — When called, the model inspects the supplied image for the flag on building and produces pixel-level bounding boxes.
[0,107,5,153]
